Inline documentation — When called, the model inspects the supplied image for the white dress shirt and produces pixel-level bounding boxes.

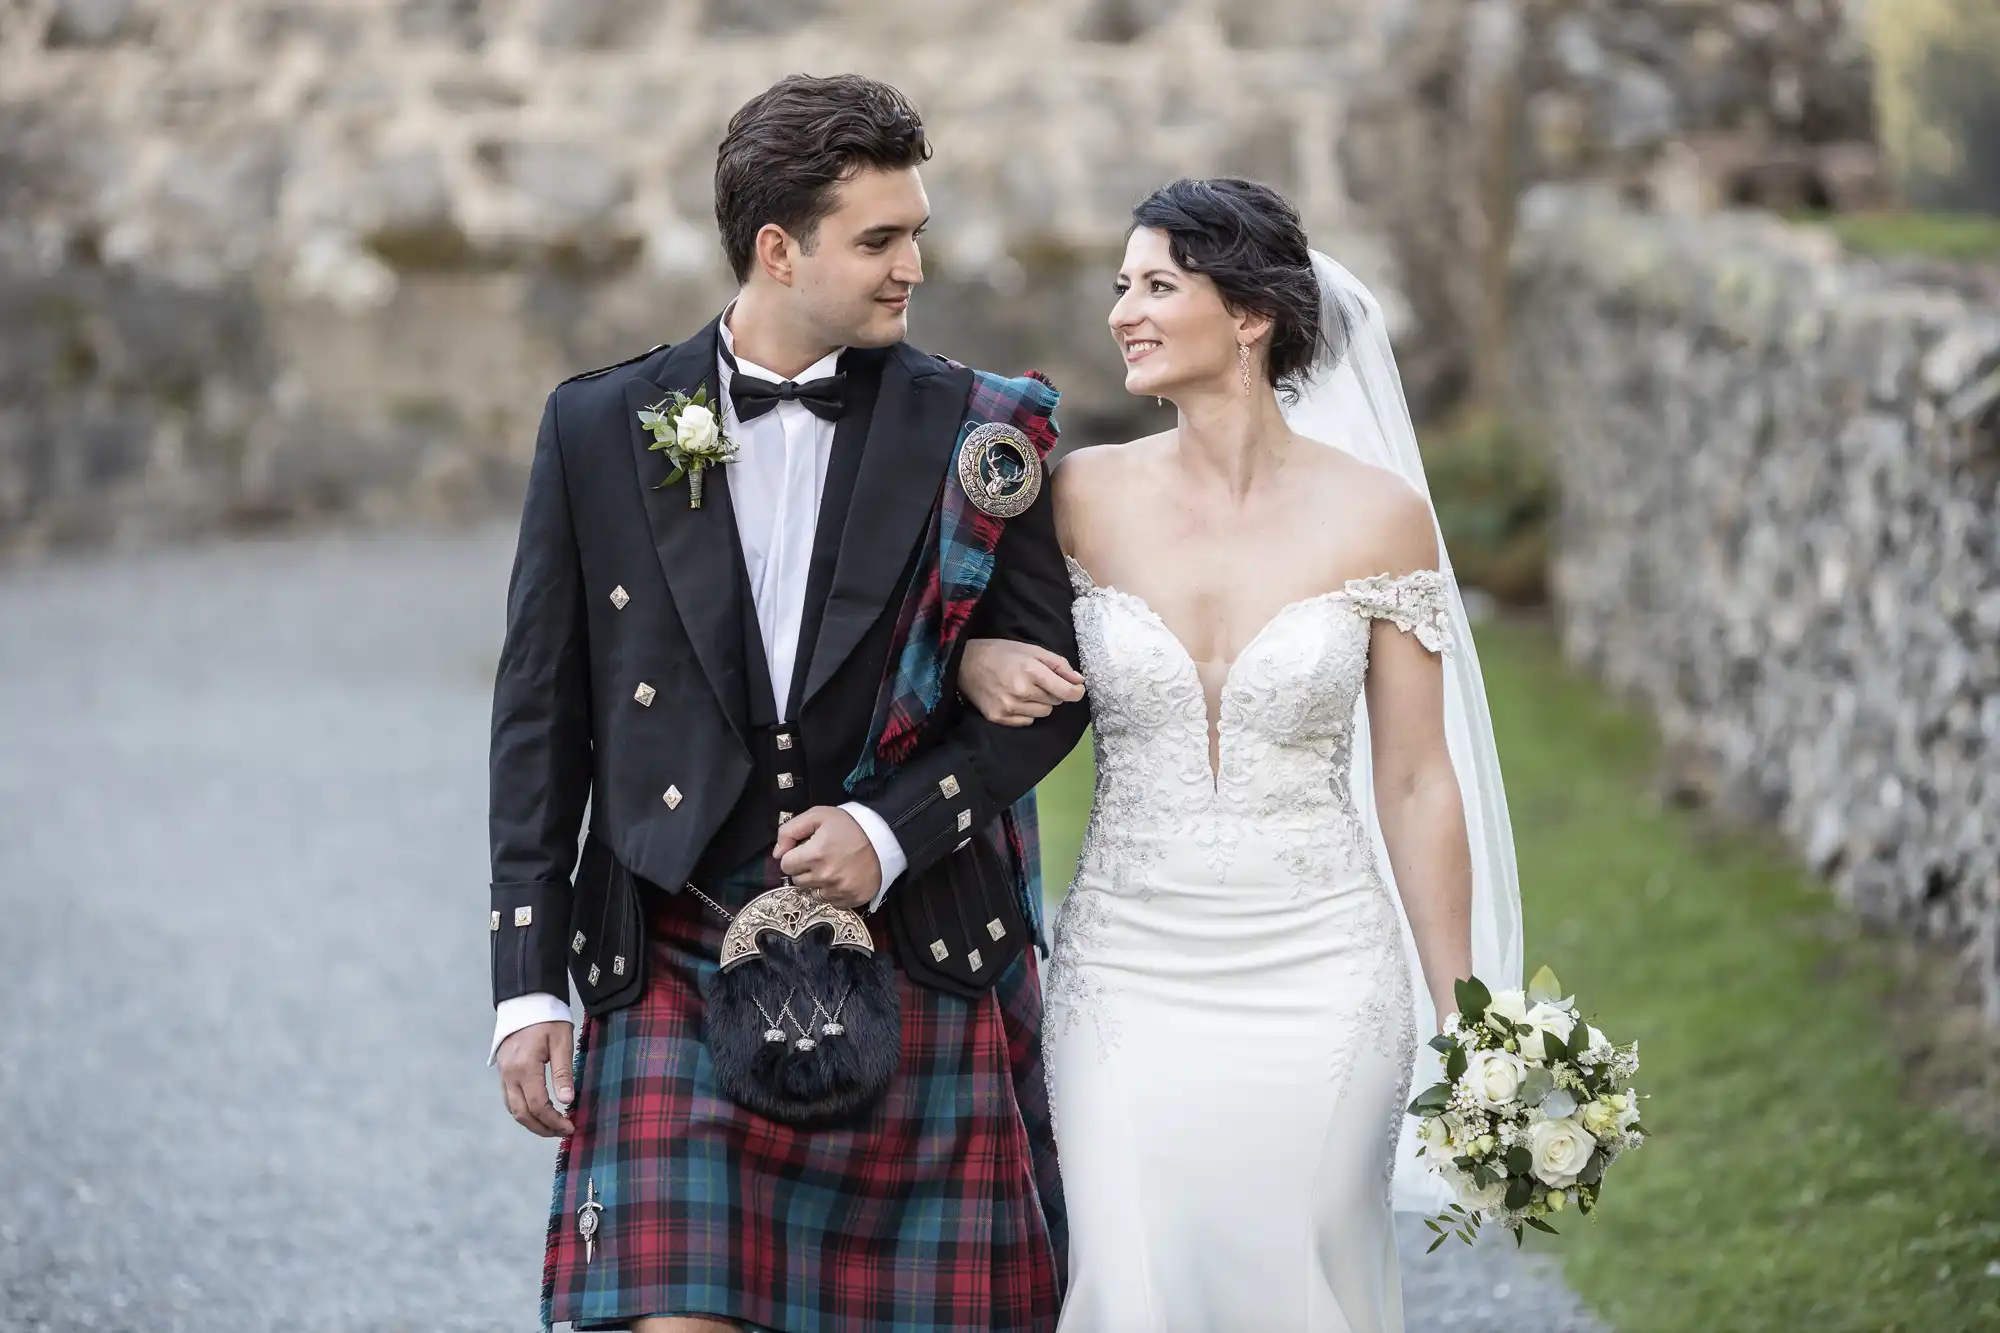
[489,314,908,1060]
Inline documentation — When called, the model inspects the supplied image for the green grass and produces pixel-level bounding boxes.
[1811,210,2000,263]
[1032,622,2000,1331]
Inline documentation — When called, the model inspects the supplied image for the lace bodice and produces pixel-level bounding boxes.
[1064,555,1454,894]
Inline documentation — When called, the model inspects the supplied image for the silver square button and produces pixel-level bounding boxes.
[664,785,682,809]
[489,910,500,931]
[572,931,586,954]
[514,906,533,927]
[587,964,601,985]
[612,955,626,976]
[777,772,796,789]
[634,682,656,707]
[609,586,630,610]
[987,918,1006,941]
[775,733,794,751]
[930,939,949,962]
[956,809,973,832]
[968,949,984,972]
[939,774,960,798]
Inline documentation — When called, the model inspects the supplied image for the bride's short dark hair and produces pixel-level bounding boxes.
[1130,178,1343,398]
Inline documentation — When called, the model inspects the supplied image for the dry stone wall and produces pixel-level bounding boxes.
[1511,185,2000,1023]
[0,0,1422,551]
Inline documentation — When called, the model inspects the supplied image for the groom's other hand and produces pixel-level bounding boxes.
[776,807,882,910]
[958,638,1086,726]
[498,1020,576,1137]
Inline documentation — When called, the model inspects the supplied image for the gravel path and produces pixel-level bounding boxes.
[0,523,1607,1332]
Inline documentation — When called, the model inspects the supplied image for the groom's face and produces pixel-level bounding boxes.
[792,166,929,349]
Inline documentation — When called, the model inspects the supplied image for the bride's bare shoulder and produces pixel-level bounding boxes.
[1050,433,1169,535]
[1052,432,1169,490]
[1298,443,1440,574]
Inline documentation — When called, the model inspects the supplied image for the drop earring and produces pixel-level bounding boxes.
[1238,342,1252,396]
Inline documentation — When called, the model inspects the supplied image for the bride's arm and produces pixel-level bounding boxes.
[1363,502,1475,1027]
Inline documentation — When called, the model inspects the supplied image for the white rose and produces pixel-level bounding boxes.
[1484,989,1529,1033]
[1528,1116,1596,1189]
[675,403,720,453]
[1464,1049,1526,1110]
[1523,1001,1578,1062]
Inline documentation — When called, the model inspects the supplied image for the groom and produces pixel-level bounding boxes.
[486,74,1088,1332]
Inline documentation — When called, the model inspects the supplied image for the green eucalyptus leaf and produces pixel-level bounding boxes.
[1408,1084,1451,1114]
[1543,1027,1572,1065]
[1526,1216,1560,1236]
[1455,975,1492,1021]
[1428,1033,1457,1055]
[1428,1233,1449,1254]
[1505,1175,1534,1210]
[1504,1145,1533,1175]
[1446,1044,1469,1081]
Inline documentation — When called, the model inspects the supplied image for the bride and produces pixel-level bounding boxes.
[957,177,1524,1332]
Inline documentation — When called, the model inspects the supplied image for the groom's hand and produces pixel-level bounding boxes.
[497,1020,576,1138]
[775,807,881,910]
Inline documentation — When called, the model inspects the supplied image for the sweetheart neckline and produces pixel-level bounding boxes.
[1064,554,1390,787]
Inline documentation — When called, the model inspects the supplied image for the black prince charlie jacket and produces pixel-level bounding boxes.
[488,318,1089,1015]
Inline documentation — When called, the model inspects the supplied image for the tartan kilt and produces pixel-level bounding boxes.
[542,858,1067,1333]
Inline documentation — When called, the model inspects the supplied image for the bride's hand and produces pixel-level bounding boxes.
[959,638,1086,726]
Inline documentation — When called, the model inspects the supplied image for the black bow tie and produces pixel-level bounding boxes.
[728,369,848,423]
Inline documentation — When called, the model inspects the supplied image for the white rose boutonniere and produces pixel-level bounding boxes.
[638,387,738,509]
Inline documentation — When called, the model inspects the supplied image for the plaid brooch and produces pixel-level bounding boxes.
[846,368,1061,935]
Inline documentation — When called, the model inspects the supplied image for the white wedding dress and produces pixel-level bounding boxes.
[1044,554,1460,1333]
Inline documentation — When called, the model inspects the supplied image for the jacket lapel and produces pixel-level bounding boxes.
[800,344,974,707]
[784,346,883,718]
[626,316,753,748]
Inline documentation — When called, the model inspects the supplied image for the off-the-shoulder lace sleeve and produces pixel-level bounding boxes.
[1342,569,1456,655]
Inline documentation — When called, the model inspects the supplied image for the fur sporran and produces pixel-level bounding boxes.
[695,885,900,1128]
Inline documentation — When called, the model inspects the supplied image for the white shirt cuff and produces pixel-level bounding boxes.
[489,991,573,1065]
[841,800,906,913]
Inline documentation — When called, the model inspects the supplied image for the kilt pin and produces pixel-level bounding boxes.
[542,859,1066,1332]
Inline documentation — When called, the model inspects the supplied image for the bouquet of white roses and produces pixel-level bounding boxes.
[1407,966,1645,1249]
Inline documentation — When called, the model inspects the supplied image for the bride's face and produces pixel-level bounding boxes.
[1109,227,1241,402]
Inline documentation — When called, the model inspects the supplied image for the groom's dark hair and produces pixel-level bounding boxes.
[715,74,933,283]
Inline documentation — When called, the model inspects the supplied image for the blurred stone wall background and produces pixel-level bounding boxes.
[1511,187,2000,1024]
[0,0,1872,552]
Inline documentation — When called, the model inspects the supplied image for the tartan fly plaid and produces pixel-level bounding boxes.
[846,369,1062,942]
[542,859,1066,1332]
